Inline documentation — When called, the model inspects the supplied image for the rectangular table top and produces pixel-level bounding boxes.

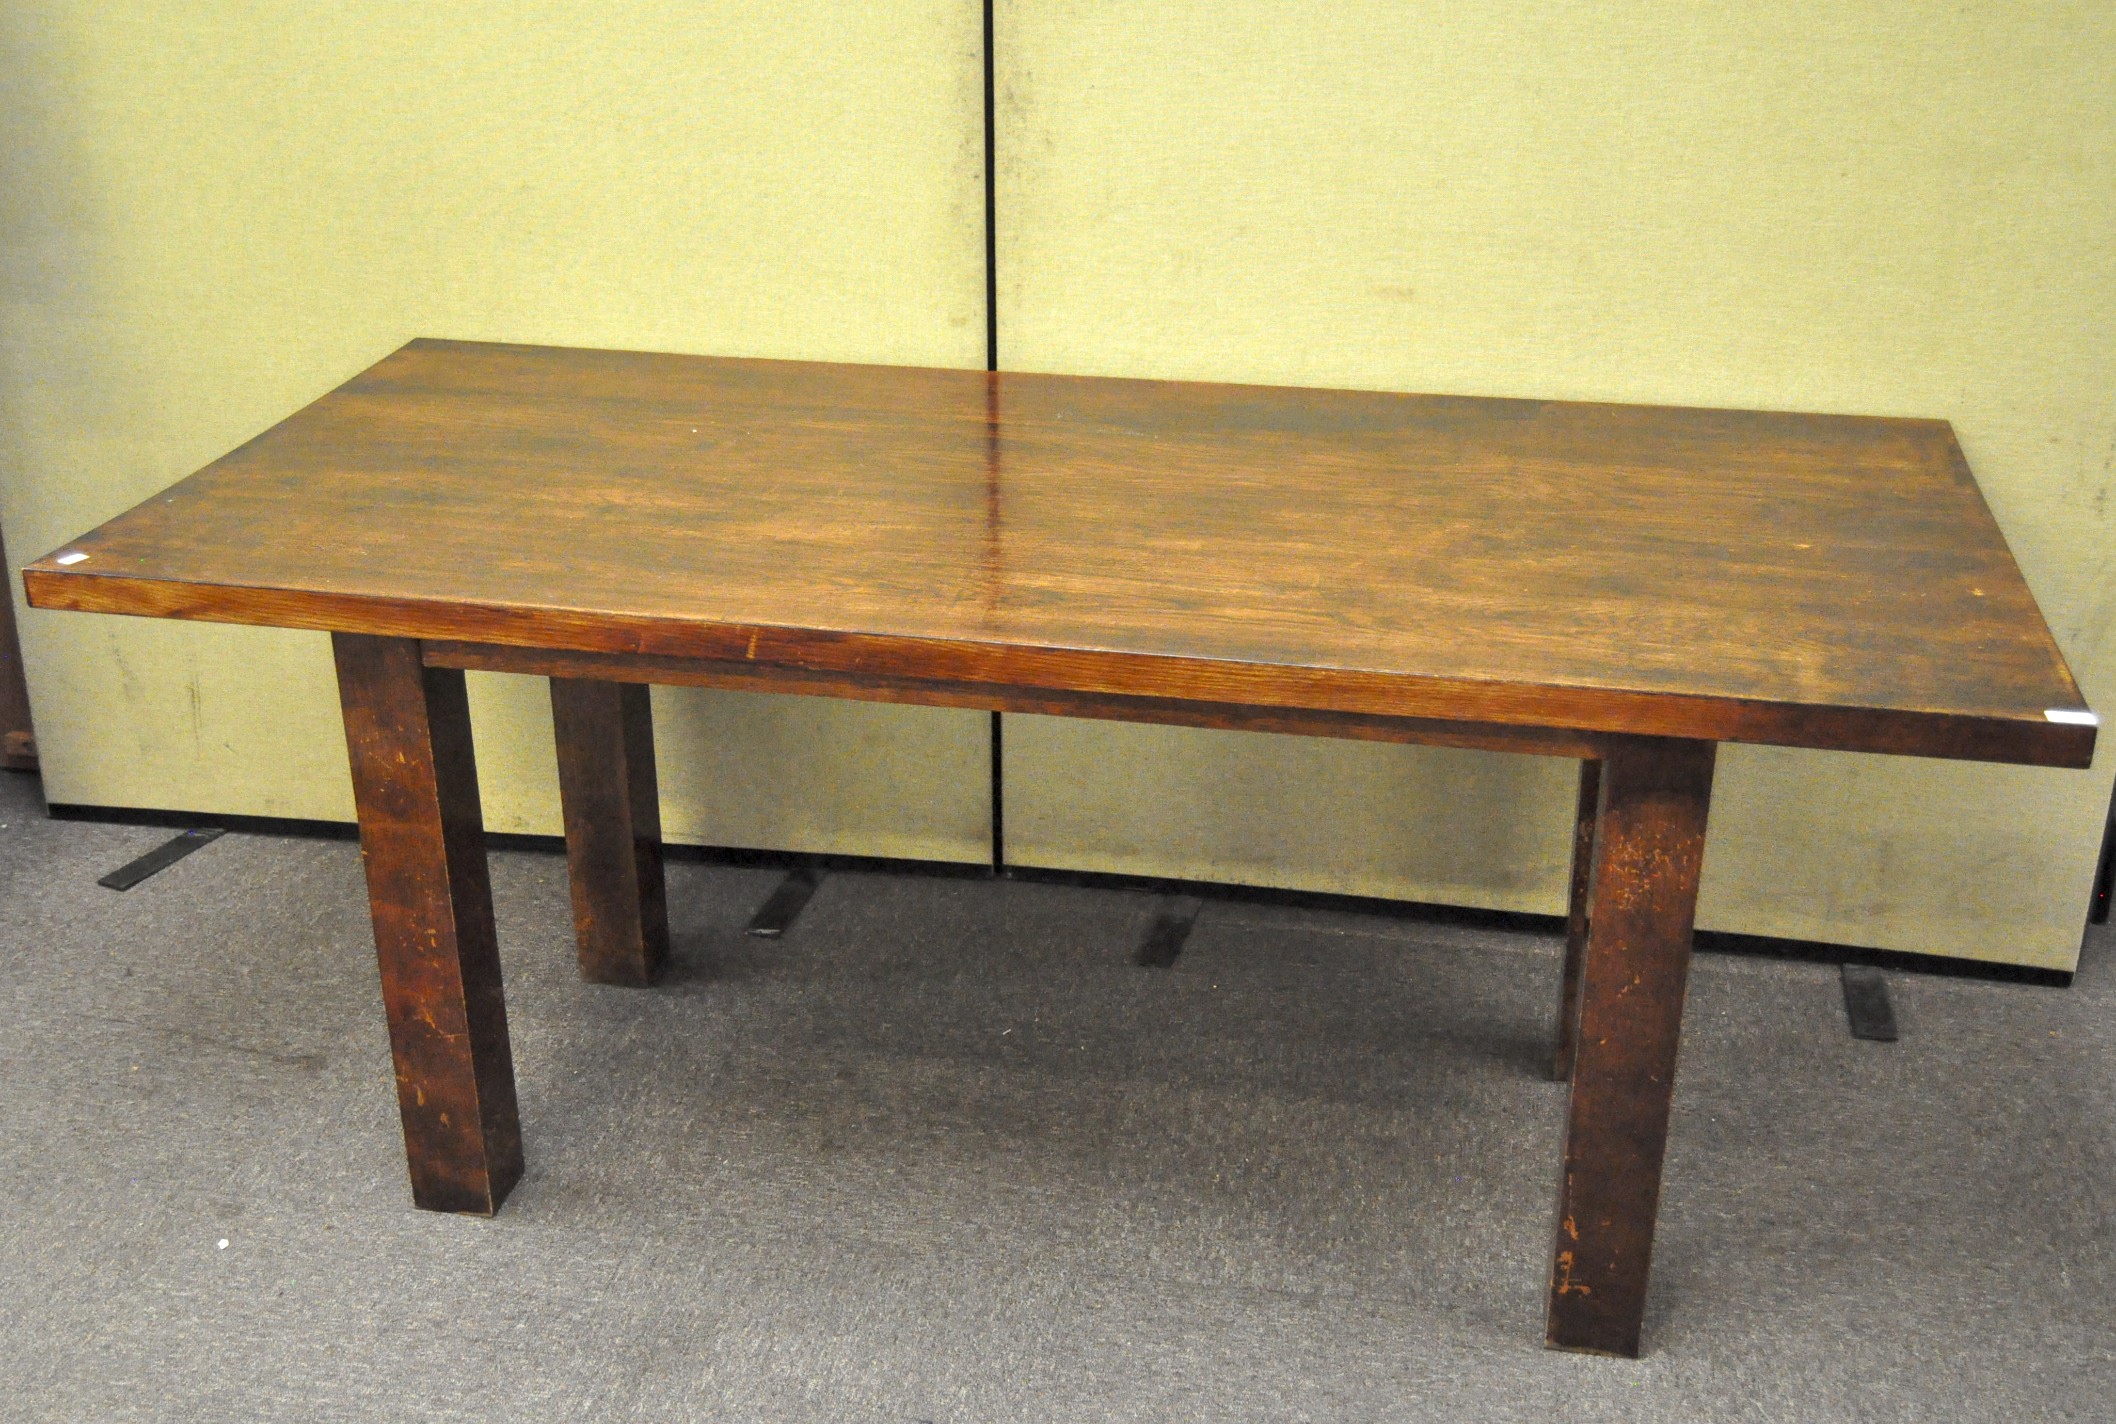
[25,339,2095,767]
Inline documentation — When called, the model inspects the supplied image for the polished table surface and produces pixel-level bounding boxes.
[24,340,2098,1360]
[24,338,2094,766]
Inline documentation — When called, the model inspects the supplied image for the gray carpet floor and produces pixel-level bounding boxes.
[0,767,2110,1422]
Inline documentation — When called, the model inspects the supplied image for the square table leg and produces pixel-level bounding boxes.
[1545,737,1715,1357]
[1552,756,1602,1082]
[334,633,523,1214]
[549,678,669,986]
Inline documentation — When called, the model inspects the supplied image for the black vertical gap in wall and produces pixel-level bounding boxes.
[984,0,1005,874]
[2089,777,2114,926]
[983,0,999,375]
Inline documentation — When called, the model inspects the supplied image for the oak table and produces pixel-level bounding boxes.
[26,340,2097,1358]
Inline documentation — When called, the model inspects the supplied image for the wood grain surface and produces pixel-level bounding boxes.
[1546,736,1716,1357]
[333,633,521,1214]
[421,641,1612,760]
[25,339,2095,765]
[1552,757,1602,1084]
[550,678,669,987]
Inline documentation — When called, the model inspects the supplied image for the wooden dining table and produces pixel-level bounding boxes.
[24,339,2096,1357]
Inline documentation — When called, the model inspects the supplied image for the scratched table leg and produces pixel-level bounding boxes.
[550,678,669,986]
[1545,736,1714,1357]
[335,633,523,1214]
[1552,756,1602,1082]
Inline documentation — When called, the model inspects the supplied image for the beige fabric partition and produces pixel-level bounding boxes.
[994,2,2116,970]
[6,5,2110,968]
[1,2,992,862]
